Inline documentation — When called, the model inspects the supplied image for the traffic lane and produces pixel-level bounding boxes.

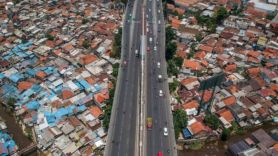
[147,2,167,155]
[109,1,142,154]
[146,4,163,155]
[146,11,158,155]
[151,3,173,155]
[156,17,177,156]
[118,0,143,153]
[105,4,132,155]
[146,34,165,156]
[146,38,155,156]
[120,20,142,155]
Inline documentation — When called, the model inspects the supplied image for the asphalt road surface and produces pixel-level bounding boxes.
[105,0,177,155]
[104,0,143,155]
[145,0,177,156]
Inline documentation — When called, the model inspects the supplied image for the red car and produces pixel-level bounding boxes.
[147,47,150,52]
[157,151,163,156]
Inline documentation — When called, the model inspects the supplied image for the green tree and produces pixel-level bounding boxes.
[82,18,89,24]
[204,114,221,130]
[111,28,122,58]
[173,56,183,68]
[82,40,90,49]
[221,128,231,141]
[46,33,55,41]
[7,97,16,109]
[215,7,228,24]
[103,104,112,130]
[173,109,188,139]
[166,26,176,43]
[169,79,179,93]
[166,41,177,61]
[112,63,120,78]
[266,11,277,20]
[167,60,179,76]
[195,34,203,42]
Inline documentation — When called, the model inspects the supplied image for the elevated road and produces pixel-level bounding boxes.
[104,0,143,155]
[145,0,177,155]
[105,0,177,155]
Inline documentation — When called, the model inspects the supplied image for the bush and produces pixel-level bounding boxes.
[46,33,55,41]
[173,109,188,139]
[166,41,177,61]
[169,79,179,93]
[221,128,231,141]
[82,40,90,49]
[111,28,122,58]
[204,114,221,130]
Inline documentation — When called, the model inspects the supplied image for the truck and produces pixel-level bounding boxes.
[147,117,152,129]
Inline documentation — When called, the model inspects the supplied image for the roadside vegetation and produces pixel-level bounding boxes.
[103,27,123,131]
[111,28,122,58]
[165,26,183,77]
[173,109,188,139]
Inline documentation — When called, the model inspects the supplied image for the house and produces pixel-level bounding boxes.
[228,140,251,156]
[174,0,198,8]
[251,129,275,148]
[217,108,235,127]
[180,77,199,90]
[187,121,210,137]
[182,100,199,115]
[183,59,202,71]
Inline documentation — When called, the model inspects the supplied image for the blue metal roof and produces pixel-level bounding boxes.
[78,79,91,91]
[182,128,192,138]
[26,100,40,110]
[8,73,24,83]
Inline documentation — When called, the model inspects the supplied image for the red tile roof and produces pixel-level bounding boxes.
[203,90,212,103]
[224,64,237,72]
[247,50,261,58]
[218,109,234,123]
[189,121,207,135]
[18,81,33,92]
[183,60,202,71]
[89,105,103,118]
[180,77,198,86]
[259,88,276,97]
[194,51,206,59]
[171,18,181,29]
[223,96,236,106]
[247,67,260,77]
[36,71,47,79]
[182,100,199,110]
[199,44,213,53]
[80,54,98,65]
[62,90,74,100]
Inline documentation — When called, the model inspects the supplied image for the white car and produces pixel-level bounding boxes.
[158,10,160,13]
[158,20,161,24]
[159,90,163,96]
[164,127,168,136]
[154,46,157,51]
[157,62,160,68]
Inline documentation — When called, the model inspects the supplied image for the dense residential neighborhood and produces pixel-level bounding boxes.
[165,0,278,155]
[0,0,122,155]
[0,0,277,155]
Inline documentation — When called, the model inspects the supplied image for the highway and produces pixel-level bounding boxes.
[105,0,177,155]
[104,0,142,155]
[145,0,177,156]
